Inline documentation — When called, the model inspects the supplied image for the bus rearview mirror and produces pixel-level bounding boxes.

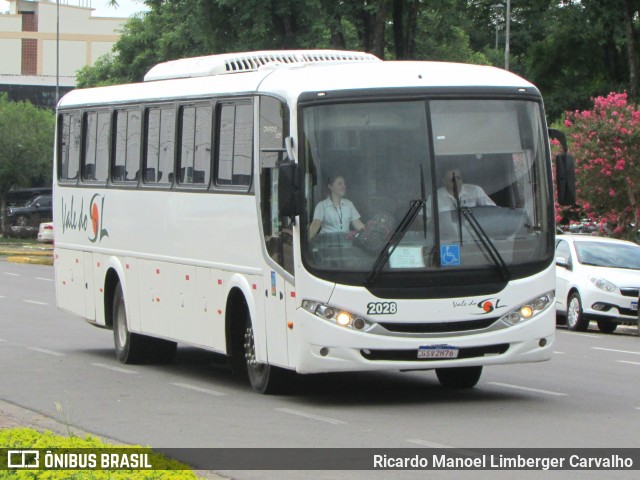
[278,162,302,219]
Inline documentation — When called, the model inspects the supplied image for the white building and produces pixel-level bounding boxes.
[0,0,126,106]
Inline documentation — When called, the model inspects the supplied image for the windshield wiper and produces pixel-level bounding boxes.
[365,167,427,286]
[365,199,424,286]
[458,206,511,281]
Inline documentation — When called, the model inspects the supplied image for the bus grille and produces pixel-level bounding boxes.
[378,317,498,334]
[360,344,509,362]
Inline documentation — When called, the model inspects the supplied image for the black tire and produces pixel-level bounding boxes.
[146,337,178,364]
[112,283,148,364]
[436,366,483,389]
[596,320,617,334]
[241,310,290,394]
[566,292,589,331]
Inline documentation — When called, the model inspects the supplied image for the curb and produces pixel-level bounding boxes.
[5,255,54,265]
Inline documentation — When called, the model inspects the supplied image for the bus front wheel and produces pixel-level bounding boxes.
[242,313,289,394]
[435,366,483,389]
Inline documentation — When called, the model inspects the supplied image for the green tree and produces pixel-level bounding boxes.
[0,94,55,197]
[525,0,639,121]
[77,0,490,86]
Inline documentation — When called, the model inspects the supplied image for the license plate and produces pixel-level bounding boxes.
[418,346,459,359]
[631,301,638,311]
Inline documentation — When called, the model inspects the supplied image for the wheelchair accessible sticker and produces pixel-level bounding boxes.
[440,245,461,266]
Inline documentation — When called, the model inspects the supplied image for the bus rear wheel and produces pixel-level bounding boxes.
[112,283,176,364]
[242,313,289,394]
[436,366,483,389]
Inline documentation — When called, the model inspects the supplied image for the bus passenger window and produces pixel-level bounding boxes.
[216,102,253,189]
[58,112,81,181]
[144,106,175,186]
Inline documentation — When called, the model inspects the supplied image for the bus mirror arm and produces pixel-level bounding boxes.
[278,161,302,222]
[285,136,297,163]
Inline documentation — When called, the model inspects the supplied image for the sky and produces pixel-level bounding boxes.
[0,0,149,18]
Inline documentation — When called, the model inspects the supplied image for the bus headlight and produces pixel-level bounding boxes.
[500,291,554,326]
[302,300,373,331]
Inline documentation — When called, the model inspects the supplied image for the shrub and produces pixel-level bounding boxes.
[0,428,198,479]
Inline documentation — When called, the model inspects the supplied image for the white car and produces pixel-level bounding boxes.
[37,222,54,243]
[555,234,640,333]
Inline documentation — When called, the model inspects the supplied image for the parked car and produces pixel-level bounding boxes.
[37,222,54,243]
[555,234,640,333]
[5,194,53,228]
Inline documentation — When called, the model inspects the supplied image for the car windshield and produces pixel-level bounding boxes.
[299,97,553,287]
[575,241,640,269]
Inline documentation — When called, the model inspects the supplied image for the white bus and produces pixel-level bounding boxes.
[54,50,573,393]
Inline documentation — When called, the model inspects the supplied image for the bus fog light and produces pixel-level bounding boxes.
[320,347,329,356]
[353,318,366,330]
[539,338,547,347]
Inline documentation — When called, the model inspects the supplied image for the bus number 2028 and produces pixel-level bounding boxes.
[367,302,398,315]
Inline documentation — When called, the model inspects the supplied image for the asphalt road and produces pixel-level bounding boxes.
[1,260,639,479]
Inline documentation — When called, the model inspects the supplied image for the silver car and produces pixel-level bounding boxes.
[555,235,640,333]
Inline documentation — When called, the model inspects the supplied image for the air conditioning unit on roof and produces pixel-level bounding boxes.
[144,50,380,82]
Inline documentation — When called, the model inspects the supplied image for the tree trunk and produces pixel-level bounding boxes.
[623,0,639,102]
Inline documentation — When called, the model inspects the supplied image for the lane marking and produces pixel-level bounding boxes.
[0,338,7,342]
[592,347,640,356]
[28,347,64,357]
[92,363,137,374]
[36,277,54,282]
[276,408,346,425]
[3,272,19,277]
[554,351,566,354]
[23,300,49,306]
[617,360,640,366]
[559,331,601,339]
[170,382,227,397]
[407,439,454,448]
[487,382,568,397]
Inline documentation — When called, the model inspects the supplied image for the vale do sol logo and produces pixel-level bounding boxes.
[61,193,109,243]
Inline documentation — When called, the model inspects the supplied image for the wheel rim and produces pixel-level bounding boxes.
[244,326,266,376]
[115,297,127,348]
[568,296,580,327]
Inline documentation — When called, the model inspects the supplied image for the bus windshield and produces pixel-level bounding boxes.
[300,97,553,287]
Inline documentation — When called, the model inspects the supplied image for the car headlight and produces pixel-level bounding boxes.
[302,300,374,331]
[590,277,616,292]
[499,291,555,326]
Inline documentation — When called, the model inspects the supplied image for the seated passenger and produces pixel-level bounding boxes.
[309,175,365,240]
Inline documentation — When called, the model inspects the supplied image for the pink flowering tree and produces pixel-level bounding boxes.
[563,92,640,238]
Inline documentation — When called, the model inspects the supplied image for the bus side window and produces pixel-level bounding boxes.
[216,102,253,190]
[144,106,175,186]
[113,109,141,184]
[58,112,81,182]
[178,103,211,187]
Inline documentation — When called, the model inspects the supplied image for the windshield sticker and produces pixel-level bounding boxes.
[61,194,109,243]
[440,245,460,266]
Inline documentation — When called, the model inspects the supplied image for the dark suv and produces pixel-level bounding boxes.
[6,195,53,228]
